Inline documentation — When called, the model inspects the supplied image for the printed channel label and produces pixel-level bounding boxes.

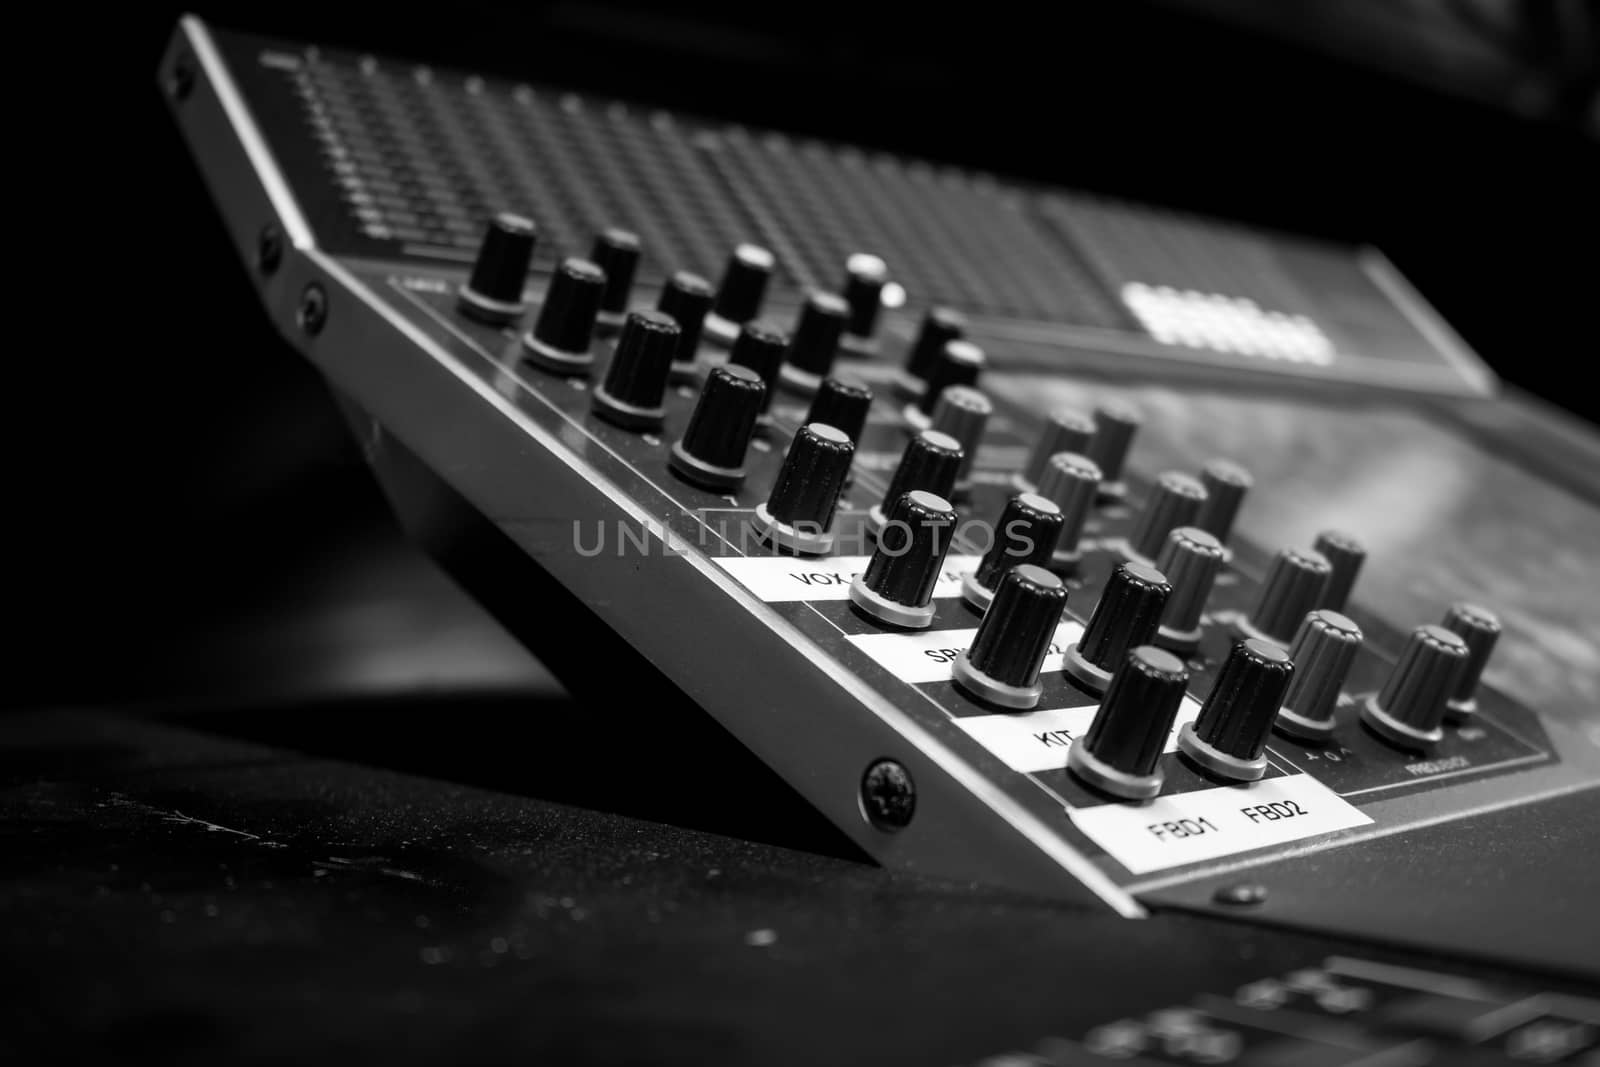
[1070,774,1371,875]
[846,621,1086,685]
[954,696,1201,772]
[715,555,980,603]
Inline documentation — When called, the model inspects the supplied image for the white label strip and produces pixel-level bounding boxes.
[847,621,1085,684]
[1070,774,1371,875]
[714,555,980,603]
[955,695,1201,772]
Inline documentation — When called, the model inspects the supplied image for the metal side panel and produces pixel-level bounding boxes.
[158,17,1139,911]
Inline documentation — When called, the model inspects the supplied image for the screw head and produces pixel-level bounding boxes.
[257,226,283,276]
[1213,882,1268,906]
[860,759,915,831]
[297,284,328,336]
[169,55,196,101]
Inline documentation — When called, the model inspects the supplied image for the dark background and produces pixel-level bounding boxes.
[19,0,1599,722]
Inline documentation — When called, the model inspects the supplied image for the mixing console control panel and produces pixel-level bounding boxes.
[161,16,1599,933]
[357,244,1575,906]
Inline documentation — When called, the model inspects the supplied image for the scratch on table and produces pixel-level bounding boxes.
[104,792,286,848]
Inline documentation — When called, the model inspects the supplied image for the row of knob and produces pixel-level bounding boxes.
[457,213,894,389]
[957,560,1500,799]
[758,423,1499,789]
[456,216,1504,787]
[1062,598,1499,800]
[755,413,1502,780]
[456,215,937,498]
[456,216,1007,503]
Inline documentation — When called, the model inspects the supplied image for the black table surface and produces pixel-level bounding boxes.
[0,705,1435,1066]
[10,706,1600,1066]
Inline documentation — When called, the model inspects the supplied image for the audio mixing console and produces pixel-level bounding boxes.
[159,11,1599,1007]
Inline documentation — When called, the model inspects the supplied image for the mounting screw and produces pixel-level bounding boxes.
[860,759,915,831]
[1214,882,1268,907]
[257,226,283,276]
[169,55,196,102]
[297,284,328,336]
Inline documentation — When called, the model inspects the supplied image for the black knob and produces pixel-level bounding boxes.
[705,244,776,344]
[669,364,766,491]
[1361,624,1469,749]
[1313,530,1366,613]
[778,291,850,395]
[1068,646,1189,799]
[839,253,888,350]
[1195,459,1253,545]
[1179,639,1293,782]
[907,340,986,424]
[894,307,967,397]
[1017,408,1096,492]
[1155,526,1226,654]
[850,490,958,629]
[1065,561,1172,694]
[804,378,873,444]
[954,564,1068,709]
[1125,471,1208,564]
[1241,547,1332,647]
[754,422,854,555]
[961,492,1064,612]
[459,212,537,324]
[929,385,991,496]
[1086,399,1142,498]
[522,257,606,375]
[590,227,641,332]
[868,430,963,535]
[592,310,679,432]
[1275,609,1363,742]
[1440,602,1501,721]
[656,270,714,382]
[726,320,789,418]
[1036,453,1101,568]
